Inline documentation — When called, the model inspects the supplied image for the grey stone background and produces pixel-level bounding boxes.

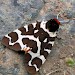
[0,0,75,75]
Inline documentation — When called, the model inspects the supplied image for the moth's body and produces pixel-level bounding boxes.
[2,19,60,74]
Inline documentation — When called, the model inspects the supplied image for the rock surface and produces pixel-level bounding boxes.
[0,0,75,75]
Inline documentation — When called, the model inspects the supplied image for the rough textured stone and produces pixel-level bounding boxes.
[29,0,44,9]
[70,21,75,34]
[0,0,75,75]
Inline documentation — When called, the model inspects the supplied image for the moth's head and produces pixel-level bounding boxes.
[46,18,60,32]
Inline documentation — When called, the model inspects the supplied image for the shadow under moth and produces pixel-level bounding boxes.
[1,18,60,74]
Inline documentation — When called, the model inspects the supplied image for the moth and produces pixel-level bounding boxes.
[1,18,60,74]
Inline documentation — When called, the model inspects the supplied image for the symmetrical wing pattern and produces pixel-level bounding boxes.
[1,19,60,74]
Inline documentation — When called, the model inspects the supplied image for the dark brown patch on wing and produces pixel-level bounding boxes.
[31,48,38,53]
[19,24,34,35]
[45,44,52,50]
[31,57,42,68]
[35,21,41,29]
[41,42,48,49]
[9,43,21,51]
[22,38,38,53]
[41,42,51,58]
[34,28,48,42]
[18,27,26,35]
[28,24,34,31]
[26,65,36,74]
[1,36,9,47]
[40,50,48,59]
[27,40,38,53]
[22,38,29,45]
[26,24,34,35]
[25,53,32,63]
[8,32,18,43]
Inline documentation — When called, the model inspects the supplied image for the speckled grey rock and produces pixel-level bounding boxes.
[0,65,20,75]
[43,13,57,20]
[70,20,75,34]
[11,0,19,6]
[0,0,41,39]
[29,0,44,9]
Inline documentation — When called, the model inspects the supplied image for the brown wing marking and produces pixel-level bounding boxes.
[31,57,42,68]
[25,53,32,63]
[8,32,18,43]
[9,43,21,51]
[26,65,36,74]
[1,36,9,47]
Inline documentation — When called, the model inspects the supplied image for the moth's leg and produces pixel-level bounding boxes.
[22,47,32,53]
[56,36,62,40]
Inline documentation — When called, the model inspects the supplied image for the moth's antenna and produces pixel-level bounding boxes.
[56,12,75,24]
[57,12,61,20]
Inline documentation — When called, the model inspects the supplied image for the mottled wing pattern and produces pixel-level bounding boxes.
[2,20,57,74]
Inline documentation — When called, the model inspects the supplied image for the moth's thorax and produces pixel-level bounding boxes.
[46,19,60,32]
